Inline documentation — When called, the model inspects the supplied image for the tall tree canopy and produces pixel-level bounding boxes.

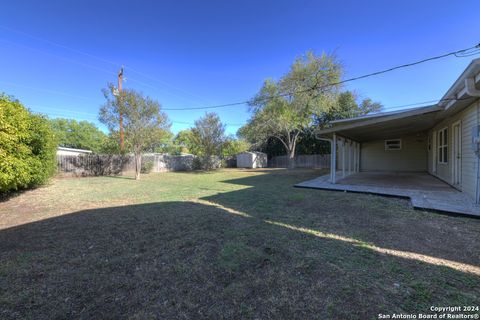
[240,53,384,162]
[239,51,342,167]
[99,85,170,179]
[173,129,198,155]
[191,112,226,170]
[50,118,107,153]
[316,91,383,126]
[221,136,250,157]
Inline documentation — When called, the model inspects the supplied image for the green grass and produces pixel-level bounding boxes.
[0,168,479,319]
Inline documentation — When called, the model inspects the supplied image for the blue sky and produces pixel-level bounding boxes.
[0,0,479,135]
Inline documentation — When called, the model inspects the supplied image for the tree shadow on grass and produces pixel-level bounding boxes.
[201,169,480,267]
[0,199,479,319]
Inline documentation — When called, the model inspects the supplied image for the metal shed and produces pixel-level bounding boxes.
[236,151,268,168]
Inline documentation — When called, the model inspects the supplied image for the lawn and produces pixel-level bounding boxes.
[0,168,479,319]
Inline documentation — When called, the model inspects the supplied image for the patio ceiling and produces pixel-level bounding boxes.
[317,105,444,142]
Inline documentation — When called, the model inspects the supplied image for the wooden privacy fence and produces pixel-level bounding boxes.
[57,154,196,176]
[142,154,195,172]
[269,154,330,169]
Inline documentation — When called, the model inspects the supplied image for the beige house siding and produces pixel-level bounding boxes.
[360,134,428,172]
[427,100,480,201]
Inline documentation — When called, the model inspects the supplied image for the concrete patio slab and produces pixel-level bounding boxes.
[295,172,480,218]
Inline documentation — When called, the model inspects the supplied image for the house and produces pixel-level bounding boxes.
[56,147,93,156]
[236,151,268,168]
[298,58,480,216]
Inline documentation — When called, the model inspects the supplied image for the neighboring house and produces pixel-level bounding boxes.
[236,151,268,168]
[56,147,93,156]
[316,58,480,203]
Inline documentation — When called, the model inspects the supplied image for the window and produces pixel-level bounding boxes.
[438,127,448,164]
[385,139,401,150]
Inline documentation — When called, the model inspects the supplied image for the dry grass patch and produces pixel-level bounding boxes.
[0,169,478,319]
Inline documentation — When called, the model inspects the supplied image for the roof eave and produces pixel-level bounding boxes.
[439,58,480,109]
[317,104,442,136]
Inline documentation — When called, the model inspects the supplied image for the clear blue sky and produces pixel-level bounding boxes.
[0,0,479,135]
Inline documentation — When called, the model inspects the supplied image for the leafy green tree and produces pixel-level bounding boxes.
[191,113,226,170]
[239,51,342,167]
[173,129,198,155]
[152,131,178,154]
[316,91,382,126]
[50,118,107,153]
[222,137,250,157]
[0,94,57,192]
[98,132,127,154]
[99,85,170,179]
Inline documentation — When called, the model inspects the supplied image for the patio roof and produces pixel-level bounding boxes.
[317,104,443,141]
[317,58,480,142]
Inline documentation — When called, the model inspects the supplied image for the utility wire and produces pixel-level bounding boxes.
[0,36,212,106]
[2,25,479,115]
[0,25,213,105]
[163,42,480,111]
[2,25,478,112]
[26,104,244,126]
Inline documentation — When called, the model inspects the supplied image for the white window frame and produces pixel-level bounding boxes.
[438,127,448,164]
[385,139,402,151]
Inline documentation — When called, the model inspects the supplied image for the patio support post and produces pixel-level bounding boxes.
[342,138,346,178]
[348,140,352,175]
[356,142,359,172]
[357,142,360,172]
[352,141,356,174]
[331,134,337,183]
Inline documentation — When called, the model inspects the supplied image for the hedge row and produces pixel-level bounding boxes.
[0,94,57,192]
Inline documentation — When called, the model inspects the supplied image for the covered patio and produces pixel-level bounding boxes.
[296,171,480,217]
[296,104,480,217]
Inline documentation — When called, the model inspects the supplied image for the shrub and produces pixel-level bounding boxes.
[0,94,57,192]
[140,160,154,174]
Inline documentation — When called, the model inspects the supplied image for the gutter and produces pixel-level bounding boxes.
[465,77,480,97]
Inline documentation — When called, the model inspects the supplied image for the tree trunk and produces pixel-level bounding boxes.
[287,148,296,169]
[134,151,142,180]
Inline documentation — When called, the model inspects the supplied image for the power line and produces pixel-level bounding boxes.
[4,25,478,113]
[0,38,117,77]
[2,24,479,116]
[0,81,95,101]
[0,24,213,105]
[2,25,478,112]
[26,104,245,127]
[381,99,440,111]
[0,36,212,106]
[163,42,480,111]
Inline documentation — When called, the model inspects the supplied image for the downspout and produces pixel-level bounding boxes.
[475,101,480,203]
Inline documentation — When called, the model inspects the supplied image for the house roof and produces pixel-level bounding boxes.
[57,147,92,153]
[330,105,439,125]
[318,104,443,141]
[317,58,480,142]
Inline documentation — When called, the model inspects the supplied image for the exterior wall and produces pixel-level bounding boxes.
[252,153,268,168]
[360,134,428,172]
[236,153,253,168]
[427,100,480,201]
[237,152,268,168]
